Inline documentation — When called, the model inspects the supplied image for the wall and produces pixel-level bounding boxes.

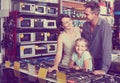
[0,0,12,64]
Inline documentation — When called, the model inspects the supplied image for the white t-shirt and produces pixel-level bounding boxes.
[71,51,93,71]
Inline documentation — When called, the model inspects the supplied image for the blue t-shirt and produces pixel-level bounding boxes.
[71,51,92,71]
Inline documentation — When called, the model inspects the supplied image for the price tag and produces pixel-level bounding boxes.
[56,72,67,83]
[38,67,48,79]
[5,61,10,68]
[28,63,36,75]
[14,61,20,70]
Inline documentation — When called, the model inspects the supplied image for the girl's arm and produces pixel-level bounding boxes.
[69,60,80,70]
[84,58,91,71]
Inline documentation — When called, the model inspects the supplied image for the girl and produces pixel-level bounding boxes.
[69,38,93,71]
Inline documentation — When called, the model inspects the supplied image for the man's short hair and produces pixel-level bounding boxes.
[84,1,100,14]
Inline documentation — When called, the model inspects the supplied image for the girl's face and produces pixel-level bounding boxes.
[75,41,87,55]
[61,17,73,30]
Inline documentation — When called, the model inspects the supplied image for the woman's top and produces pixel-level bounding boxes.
[59,27,81,66]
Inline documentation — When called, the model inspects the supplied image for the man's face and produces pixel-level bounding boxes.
[84,8,96,22]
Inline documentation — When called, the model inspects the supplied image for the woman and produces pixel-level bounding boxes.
[48,14,81,72]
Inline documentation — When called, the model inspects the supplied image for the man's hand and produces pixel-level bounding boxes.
[93,70,106,75]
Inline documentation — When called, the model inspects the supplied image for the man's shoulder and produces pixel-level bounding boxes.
[84,21,89,25]
[83,22,90,29]
[99,17,108,24]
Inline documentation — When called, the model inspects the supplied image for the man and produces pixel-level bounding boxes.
[81,1,112,75]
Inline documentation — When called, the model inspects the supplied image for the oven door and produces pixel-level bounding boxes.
[20,45,35,58]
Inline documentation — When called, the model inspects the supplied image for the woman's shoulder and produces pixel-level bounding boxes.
[58,31,66,40]
[74,27,80,30]
[59,31,65,37]
[74,27,81,33]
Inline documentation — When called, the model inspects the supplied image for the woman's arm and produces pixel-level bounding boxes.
[48,35,63,72]
[54,36,63,67]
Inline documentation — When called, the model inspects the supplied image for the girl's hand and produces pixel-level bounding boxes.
[75,66,80,70]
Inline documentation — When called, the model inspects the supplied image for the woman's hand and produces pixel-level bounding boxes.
[48,66,59,72]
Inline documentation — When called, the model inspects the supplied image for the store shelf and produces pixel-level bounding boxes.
[18,12,58,18]
[18,41,57,45]
[20,54,42,58]
[62,0,85,4]
[16,28,60,33]
[62,0,85,10]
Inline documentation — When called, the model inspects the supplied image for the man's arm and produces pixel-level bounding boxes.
[101,21,112,73]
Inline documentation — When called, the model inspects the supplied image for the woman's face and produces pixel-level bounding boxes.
[61,17,73,29]
[75,41,87,55]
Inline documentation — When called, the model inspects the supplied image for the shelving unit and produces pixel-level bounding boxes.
[62,0,85,10]
[2,0,60,60]
[61,0,86,28]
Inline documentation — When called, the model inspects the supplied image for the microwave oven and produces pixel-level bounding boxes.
[34,19,46,28]
[35,44,46,55]
[14,2,35,13]
[35,32,45,41]
[17,33,35,42]
[46,7,58,16]
[47,44,57,53]
[45,32,58,41]
[20,45,35,58]
[45,20,57,29]
[35,5,46,15]
[17,18,34,28]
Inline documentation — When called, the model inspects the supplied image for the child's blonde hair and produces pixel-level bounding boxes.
[75,37,88,48]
